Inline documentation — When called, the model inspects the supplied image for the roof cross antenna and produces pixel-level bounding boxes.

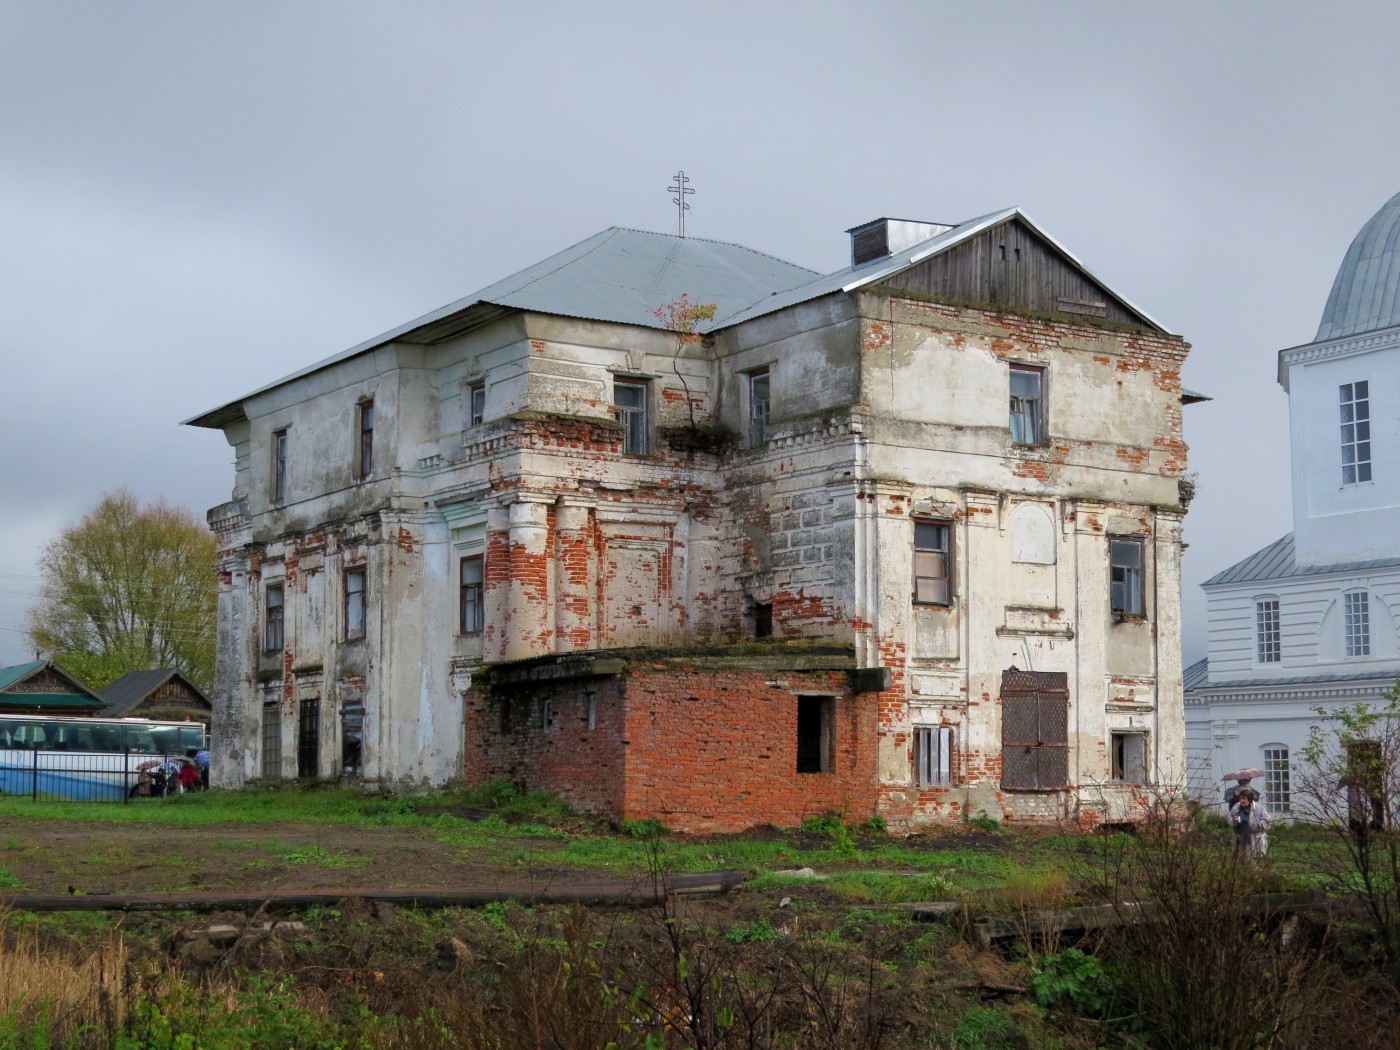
[668,170,693,237]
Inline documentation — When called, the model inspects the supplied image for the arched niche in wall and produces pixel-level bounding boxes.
[1010,502,1056,565]
[1317,586,1398,662]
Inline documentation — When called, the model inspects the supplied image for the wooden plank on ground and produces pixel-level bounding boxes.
[0,870,745,913]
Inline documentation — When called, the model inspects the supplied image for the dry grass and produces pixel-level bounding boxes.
[0,910,128,1043]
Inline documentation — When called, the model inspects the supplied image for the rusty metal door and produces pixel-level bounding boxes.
[1000,669,1068,790]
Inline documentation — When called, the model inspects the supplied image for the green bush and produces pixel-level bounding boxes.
[1031,947,1117,1017]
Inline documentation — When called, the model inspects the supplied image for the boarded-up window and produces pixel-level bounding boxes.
[1000,668,1068,790]
[914,726,954,787]
[261,703,281,780]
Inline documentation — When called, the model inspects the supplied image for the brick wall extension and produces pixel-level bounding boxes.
[464,664,879,834]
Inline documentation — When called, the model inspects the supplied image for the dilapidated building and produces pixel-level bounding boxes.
[187,208,1192,832]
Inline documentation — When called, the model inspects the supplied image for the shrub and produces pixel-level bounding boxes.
[1031,947,1116,1016]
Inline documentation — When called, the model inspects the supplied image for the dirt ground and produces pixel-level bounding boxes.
[0,816,580,897]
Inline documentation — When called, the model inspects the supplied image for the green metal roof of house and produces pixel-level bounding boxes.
[0,661,45,693]
[0,660,109,709]
[0,693,108,709]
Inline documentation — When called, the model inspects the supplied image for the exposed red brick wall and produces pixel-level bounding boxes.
[464,663,879,833]
[619,666,877,834]
[463,676,627,820]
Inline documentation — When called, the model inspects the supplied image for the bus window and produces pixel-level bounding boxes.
[125,726,158,753]
[179,727,205,751]
[42,723,64,750]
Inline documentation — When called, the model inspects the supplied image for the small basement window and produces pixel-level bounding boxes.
[796,695,835,774]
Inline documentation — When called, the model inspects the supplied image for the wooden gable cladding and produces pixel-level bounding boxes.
[7,667,82,695]
[876,218,1157,331]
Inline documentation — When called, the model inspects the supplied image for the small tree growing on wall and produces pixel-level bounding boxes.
[654,293,717,434]
[1299,689,1400,993]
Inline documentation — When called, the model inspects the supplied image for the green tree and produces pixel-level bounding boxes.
[1300,689,1400,992]
[26,489,217,691]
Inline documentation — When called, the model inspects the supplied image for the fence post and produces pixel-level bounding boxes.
[31,749,37,802]
[124,749,131,805]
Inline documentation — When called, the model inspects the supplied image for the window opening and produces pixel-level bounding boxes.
[796,696,834,774]
[1111,732,1148,783]
[585,692,596,731]
[260,703,281,779]
[914,521,952,605]
[272,428,288,502]
[460,555,484,634]
[264,584,284,651]
[357,400,374,477]
[1340,381,1372,484]
[1346,590,1371,657]
[1110,537,1145,616]
[341,706,363,776]
[1256,598,1280,663]
[748,368,770,446]
[1009,365,1046,445]
[297,698,319,779]
[753,602,773,639]
[1263,745,1291,813]
[469,381,485,427]
[345,568,367,640]
[613,380,649,455]
[914,726,954,787]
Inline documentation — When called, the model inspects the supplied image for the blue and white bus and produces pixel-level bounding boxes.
[0,713,207,801]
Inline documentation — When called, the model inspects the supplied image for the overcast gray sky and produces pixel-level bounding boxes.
[2,0,1396,666]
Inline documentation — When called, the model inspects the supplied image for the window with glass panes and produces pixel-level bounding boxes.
[459,555,484,634]
[1345,590,1371,657]
[1264,746,1291,813]
[1256,598,1280,663]
[613,380,648,454]
[913,521,951,605]
[1340,381,1372,484]
[1110,538,1145,616]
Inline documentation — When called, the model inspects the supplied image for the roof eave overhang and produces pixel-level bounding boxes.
[182,298,517,430]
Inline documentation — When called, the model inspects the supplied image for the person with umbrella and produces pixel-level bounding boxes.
[1223,766,1266,811]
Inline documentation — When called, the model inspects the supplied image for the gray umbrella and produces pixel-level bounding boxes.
[1223,767,1266,781]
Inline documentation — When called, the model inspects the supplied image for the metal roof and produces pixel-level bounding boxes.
[186,227,822,428]
[100,668,211,717]
[1188,667,1400,691]
[0,693,107,710]
[1182,657,1209,692]
[1202,532,1400,587]
[1316,189,1400,341]
[0,661,45,693]
[186,209,1170,430]
[0,660,109,707]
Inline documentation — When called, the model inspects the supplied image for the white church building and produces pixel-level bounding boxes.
[1186,190,1400,815]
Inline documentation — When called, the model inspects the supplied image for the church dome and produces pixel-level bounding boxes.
[1317,190,1400,341]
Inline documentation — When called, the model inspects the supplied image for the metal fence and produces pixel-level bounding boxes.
[0,751,196,803]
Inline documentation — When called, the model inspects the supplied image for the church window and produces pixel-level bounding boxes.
[1345,589,1371,657]
[1340,381,1371,484]
[1255,598,1280,663]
